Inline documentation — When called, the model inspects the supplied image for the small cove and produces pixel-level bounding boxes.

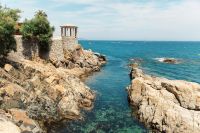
[49,41,200,133]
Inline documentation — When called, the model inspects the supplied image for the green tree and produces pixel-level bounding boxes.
[0,5,21,56]
[21,10,54,51]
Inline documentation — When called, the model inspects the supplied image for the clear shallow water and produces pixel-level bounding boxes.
[49,41,200,133]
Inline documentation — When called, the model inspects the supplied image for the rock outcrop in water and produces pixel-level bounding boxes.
[155,58,181,64]
[127,65,200,133]
[0,45,106,132]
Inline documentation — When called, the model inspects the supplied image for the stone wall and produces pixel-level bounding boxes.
[11,35,78,63]
[49,37,65,62]
[13,35,23,58]
[13,35,38,60]
[62,36,78,51]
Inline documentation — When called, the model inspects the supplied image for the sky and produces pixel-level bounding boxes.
[1,0,200,41]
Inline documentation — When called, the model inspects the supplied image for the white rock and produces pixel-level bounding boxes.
[0,117,21,133]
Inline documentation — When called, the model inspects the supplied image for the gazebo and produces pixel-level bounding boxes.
[60,24,78,38]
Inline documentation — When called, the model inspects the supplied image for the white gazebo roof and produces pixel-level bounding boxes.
[60,24,78,28]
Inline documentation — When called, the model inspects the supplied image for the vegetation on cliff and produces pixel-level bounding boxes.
[0,5,21,56]
[21,10,54,51]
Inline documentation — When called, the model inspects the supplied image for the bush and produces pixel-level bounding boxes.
[21,10,54,51]
[0,5,21,56]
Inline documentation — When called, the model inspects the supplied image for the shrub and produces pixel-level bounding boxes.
[0,5,21,56]
[21,10,54,51]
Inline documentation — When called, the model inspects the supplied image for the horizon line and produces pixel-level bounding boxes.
[78,39,200,42]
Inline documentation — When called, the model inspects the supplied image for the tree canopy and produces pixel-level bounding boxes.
[0,5,21,56]
[21,10,54,51]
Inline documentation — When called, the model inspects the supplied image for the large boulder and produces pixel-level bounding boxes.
[127,66,200,133]
[64,47,106,75]
[58,96,80,119]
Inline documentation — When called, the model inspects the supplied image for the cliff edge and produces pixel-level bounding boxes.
[0,41,106,132]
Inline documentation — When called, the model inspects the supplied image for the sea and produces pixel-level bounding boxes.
[49,41,200,133]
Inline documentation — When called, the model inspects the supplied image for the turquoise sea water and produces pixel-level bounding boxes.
[49,41,200,133]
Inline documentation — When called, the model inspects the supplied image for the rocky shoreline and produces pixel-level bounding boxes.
[127,65,200,133]
[0,46,106,133]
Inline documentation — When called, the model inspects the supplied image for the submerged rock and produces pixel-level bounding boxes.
[130,58,143,64]
[128,58,143,68]
[127,66,200,133]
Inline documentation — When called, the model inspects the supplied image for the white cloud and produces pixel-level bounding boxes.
[1,0,200,40]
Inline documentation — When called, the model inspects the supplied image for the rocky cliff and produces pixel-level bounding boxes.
[13,35,106,75]
[50,44,106,77]
[0,43,106,132]
[127,66,200,133]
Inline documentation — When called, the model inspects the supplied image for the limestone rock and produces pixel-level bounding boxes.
[30,76,41,88]
[4,64,13,72]
[8,108,41,133]
[0,117,21,133]
[127,66,200,133]
[62,46,106,75]
[45,76,56,84]
[0,81,28,109]
[1,37,106,132]
[0,59,96,132]
[58,96,80,119]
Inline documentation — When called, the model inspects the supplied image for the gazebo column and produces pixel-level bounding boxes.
[72,28,74,37]
[71,28,73,37]
[74,28,75,38]
[63,28,65,36]
[74,28,76,37]
[66,28,69,36]
[71,28,74,37]
[63,27,65,36]
[65,28,67,36]
[75,28,77,38]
